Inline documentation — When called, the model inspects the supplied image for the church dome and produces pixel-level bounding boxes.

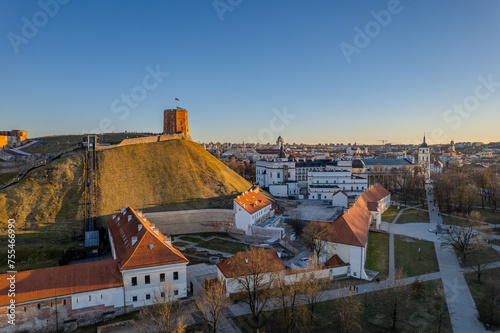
[352,159,366,168]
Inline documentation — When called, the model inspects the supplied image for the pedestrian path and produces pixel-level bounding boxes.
[426,183,486,333]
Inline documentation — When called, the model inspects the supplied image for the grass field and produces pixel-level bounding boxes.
[460,246,500,267]
[0,151,85,232]
[234,280,451,333]
[381,206,400,223]
[396,209,430,224]
[0,172,18,185]
[197,238,250,254]
[97,139,251,221]
[394,235,439,276]
[464,268,500,331]
[172,241,190,247]
[178,236,202,243]
[365,231,389,280]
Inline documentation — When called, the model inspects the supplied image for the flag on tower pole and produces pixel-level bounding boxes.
[175,98,179,101]
[175,98,179,108]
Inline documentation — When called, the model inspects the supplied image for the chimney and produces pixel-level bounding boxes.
[120,207,126,214]
[277,251,281,258]
[131,236,138,246]
[163,235,172,246]
[153,228,159,236]
[138,224,143,232]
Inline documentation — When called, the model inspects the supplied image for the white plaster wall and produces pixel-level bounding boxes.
[71,287,124,310]
[122,263,187,307]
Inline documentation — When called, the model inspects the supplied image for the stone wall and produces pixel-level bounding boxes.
[0,297,132,333]
[96,134,192,151]
[145,209,235,234]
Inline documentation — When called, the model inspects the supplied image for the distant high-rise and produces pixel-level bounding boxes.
[163,108,189,136]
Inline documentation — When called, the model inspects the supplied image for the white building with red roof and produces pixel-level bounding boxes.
[233,187,273,234]
[315,184,390,280]
[107,207,189,307]
[0,206,188,332]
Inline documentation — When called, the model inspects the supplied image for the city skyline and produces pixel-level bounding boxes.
[1,1,500,145]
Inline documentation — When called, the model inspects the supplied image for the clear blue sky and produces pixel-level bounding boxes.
[1,0,499,145]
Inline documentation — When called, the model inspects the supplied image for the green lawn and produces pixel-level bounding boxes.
[460,246,500,267]
[0,172,19,185]
[477,208,500,225]
[491,239,500,246]
[464,268,500,331]
[189,231,236,239]
[394,235,439,277]
[234,280,451,333]
[381,206,400,223]
[172,241,190,248]
[178,236,202,243]
[197,238,250,254]
[442,215,485,227]
[396,209,430,224]
[0,230,82,272]
[365,231,389,280]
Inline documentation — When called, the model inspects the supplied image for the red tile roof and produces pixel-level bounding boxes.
[256,149,280,155]
[324,254,349,268]
[234,190,272,215]
[217,248,284,278]
[315,184,390,247]
[332,190,349,197]
[0,260,122,307]
[108,207,188,270]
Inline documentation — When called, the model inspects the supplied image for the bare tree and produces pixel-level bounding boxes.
[377,270,412,332]
[468,235,491,283]
[432,287,448,333]
[233,247,284,325]
[302,221,330,260]
[333,286,362,333]
[440,213,480,263]
[273,271,306,333]
[195,279,230,333]
[136,282,186,333]
[477,278,500,327]
[301,266,327,328]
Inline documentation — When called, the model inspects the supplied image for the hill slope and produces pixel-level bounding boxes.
[97,139,252,218]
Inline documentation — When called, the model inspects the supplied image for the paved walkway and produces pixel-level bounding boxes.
[426,183,486,333]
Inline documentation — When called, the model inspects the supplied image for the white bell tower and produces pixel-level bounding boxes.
[418,134,430,179]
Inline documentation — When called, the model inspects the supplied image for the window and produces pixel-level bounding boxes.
[132,296,138,302]
[63,300,66,305]
[38,304,41,309]
[24,307,26,312]
[160,273,165,282]
[173,271,179,280]
[145,275,151,284]
[131,277,137,286]
[161,292,166,298]
[145,294,151,301]
[174,290,179,296]
[89,295,91,301]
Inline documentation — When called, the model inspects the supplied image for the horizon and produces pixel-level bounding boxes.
[2,1,500,145]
